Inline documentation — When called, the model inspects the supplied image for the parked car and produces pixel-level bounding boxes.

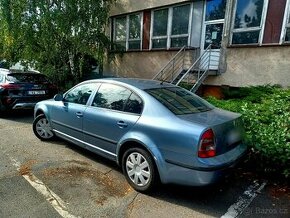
[0,68,58,112]
[33,78,247,192]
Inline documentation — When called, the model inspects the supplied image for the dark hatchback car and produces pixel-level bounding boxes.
[0,68,58,112]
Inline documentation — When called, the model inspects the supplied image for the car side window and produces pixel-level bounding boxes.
[92,83,131,111]
[124,93,143,114]
[64,83,96,105]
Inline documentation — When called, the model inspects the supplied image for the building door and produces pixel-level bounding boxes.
[201,0,227,70]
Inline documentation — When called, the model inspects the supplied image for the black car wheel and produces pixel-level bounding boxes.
[122,147,157,192]
[33,114,55,141]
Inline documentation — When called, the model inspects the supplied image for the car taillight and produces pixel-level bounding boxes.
[198,129,216,158]
[0,83,21,89]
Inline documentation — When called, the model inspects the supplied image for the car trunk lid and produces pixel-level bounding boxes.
[178,108,244,155]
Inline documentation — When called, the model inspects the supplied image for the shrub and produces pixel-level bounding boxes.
[207,87,290,178]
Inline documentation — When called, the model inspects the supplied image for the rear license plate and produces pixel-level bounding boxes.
[28,90,46,95]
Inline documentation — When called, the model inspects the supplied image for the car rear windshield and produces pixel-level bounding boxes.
[146,87,214,115]
[6,73,49,83]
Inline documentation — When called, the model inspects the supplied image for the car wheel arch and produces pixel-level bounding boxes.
[35,109,45,117]
[117,139,166,183]
[34,104,50,119]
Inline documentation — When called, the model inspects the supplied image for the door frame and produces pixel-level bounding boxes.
[200,0,226,70]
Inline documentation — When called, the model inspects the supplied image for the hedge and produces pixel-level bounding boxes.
[206,86,290,178]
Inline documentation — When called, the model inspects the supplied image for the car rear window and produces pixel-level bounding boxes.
[6,73,49,83]
[146,87,214,115]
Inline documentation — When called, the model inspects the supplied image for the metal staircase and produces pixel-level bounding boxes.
[153,44,219,93]
[152,46,189,84]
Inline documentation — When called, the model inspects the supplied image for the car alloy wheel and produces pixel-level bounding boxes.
[122,147,157,192]
[33,114,55,141]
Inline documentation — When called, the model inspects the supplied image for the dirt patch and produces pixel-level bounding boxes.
[19,160,37,176]
[268,185,290,200]
[42,165,132,198]
[67,160,91,166]
[95,195,108,205]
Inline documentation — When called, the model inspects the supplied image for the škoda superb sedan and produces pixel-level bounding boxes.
[33,78,246,192]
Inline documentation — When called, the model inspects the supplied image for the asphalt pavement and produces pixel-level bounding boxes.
[0,110,289,218]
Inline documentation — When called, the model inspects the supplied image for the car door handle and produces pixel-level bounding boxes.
[117,121,128,128]
[76,112,83,118]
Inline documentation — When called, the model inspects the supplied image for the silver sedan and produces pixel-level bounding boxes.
[33,78,247,192]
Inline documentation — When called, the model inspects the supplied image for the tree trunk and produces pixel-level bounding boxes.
[68,50,79,83]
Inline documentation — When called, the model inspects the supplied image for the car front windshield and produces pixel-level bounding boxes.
[6,73,49,83]
[146,87,214,115]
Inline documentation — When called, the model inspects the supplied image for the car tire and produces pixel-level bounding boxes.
[122,147,157,193]
[33,114,55,141]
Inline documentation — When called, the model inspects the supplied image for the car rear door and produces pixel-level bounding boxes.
[50,83,98,142]
[83,83,143,157]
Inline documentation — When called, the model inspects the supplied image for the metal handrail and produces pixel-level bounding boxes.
[176,44,212,86]
[152,46,186,80]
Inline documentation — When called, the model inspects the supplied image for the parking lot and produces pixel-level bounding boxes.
[0,110,289,218]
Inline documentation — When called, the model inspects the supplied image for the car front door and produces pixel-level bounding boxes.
[83,83,143,158]
[50,83,98,142]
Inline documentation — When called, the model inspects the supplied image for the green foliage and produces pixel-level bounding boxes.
[0,0,114,87]
[207,87,290,178]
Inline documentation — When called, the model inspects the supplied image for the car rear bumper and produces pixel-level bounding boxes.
[160,144,247,186]
[1,96,53,110]
[12,102,37,109]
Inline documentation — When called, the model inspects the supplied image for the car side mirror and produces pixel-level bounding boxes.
[54,94,63,101]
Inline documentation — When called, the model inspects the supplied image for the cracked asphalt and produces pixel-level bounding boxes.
[0,110,289,218]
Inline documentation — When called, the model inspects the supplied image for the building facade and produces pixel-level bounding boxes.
[104,0,290,88]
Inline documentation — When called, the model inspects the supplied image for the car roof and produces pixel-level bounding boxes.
[91,78,176,90]
[0,68,41,74]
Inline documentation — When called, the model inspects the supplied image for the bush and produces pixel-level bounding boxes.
[207,86,290,178]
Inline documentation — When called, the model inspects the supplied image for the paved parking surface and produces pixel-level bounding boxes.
[0,110,289,218]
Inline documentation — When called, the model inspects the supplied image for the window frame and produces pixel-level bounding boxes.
[149,3,193,50]
[112,12,143,51]
[280,0,290,44]
[63,82,98,105]
[90,82,144,115]
[230,0,269,46]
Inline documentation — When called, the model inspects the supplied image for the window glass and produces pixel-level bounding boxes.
[124,93,143,114]
[113,13,142,51]
[204,23,224,49]
[171,37,188,48]
[114,16,127,50]
[6,73,49,83]
[129,14,141,39]
[64,83,96,105]
[234,0,264,29]
[128,14,141,50]
[152,39,167,49]
[92,83,131,111]
[232,30,260,44]
[153,9,168,37]
[115,17,126,41]
[206,0,226,21]
[146,87,213,115]
[232,0,265,45]
[171,4,190,35]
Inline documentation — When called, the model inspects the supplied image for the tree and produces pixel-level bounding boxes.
[0,0,114,87]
